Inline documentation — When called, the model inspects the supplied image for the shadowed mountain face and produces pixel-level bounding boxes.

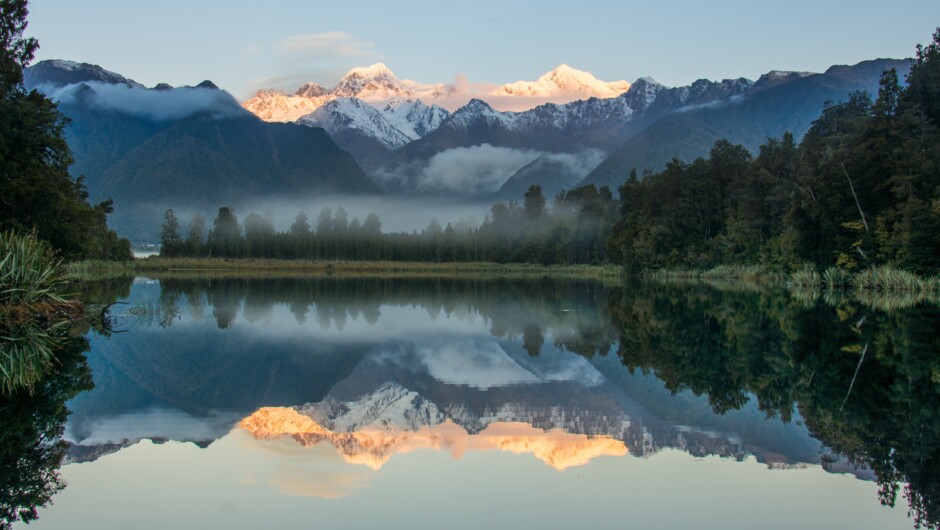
[24,61,381,241]
[583,59,911,188]
[301,59,905,200]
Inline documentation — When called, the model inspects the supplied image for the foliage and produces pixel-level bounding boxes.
[0,331,92,529]
[606,281,940,528]
[0,320,67,394]
[0,230,65,307]
[159,209,183,258]
[0,0,131,261]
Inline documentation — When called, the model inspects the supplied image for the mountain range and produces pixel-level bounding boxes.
[23,57,909,240]
[240,59,907,199]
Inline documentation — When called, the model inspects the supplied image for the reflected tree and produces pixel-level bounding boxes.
[606,281,940,529]
[0,332,93,529]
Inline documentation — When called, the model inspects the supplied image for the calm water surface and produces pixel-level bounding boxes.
[9,276,939,529]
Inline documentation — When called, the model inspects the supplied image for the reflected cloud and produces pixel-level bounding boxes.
[412,339,540,389]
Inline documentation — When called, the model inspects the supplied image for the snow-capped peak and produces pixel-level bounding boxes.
[333,62,408,100]
[346,62,395,78]
[496,64,631,99]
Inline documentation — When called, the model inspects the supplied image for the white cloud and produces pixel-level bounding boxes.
[411,144,543,196]
[278,31,375,60]
[48,82,243,121]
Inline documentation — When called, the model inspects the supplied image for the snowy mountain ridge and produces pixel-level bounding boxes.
[496,64,630,99]
[241,63,632,122]
[297,97,452,151]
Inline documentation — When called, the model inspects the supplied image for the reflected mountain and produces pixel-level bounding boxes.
[242,405,628,471]
[235,337,830,473]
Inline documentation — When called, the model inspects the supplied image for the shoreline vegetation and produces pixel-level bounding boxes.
[66,258,624,280]
[66,257,940,294]
[0,231,83,324]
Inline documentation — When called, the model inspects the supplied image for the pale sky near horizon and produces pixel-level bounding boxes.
[25,0,940,100]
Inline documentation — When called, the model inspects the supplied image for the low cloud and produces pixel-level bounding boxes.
[538,150,607,180]
[378,144,542,196]
[676,93,746,113]
[48,81,243,121]
[279,32,375,60]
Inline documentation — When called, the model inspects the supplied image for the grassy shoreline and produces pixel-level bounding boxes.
[66,258,624,280]
[66,258,940,294]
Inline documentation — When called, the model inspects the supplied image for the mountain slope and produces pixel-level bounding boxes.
[99,112,378,237]
[583,59,911,189]
[398,96,636,161]
[489,152,604,202]
[24,60,380,241]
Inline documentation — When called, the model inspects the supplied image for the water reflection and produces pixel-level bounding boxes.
[24,275,940,529]
[0,326,92,528]
[241,407,628,471]
[610,281,940,529]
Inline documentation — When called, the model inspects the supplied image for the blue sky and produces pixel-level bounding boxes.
[26,0,940,100]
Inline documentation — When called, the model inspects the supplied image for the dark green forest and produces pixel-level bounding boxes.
[0,0,130,260]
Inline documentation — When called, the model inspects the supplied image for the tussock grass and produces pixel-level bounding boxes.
[0,321,68,394]
[852,265,938,292]
[786,263,821,289]
[822,267,851,290]
[0,231,67,307]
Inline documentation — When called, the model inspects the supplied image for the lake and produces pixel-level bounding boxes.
[5,275,938,529]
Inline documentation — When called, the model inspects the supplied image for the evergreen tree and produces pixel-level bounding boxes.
[289,212,310,236]
[209,207,240,257]
[183,214,205,255]
[159,209,182,257]
[523,185,546,219]
[316,208,333,234]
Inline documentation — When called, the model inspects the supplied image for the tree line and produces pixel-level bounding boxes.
[159,184,617,265]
